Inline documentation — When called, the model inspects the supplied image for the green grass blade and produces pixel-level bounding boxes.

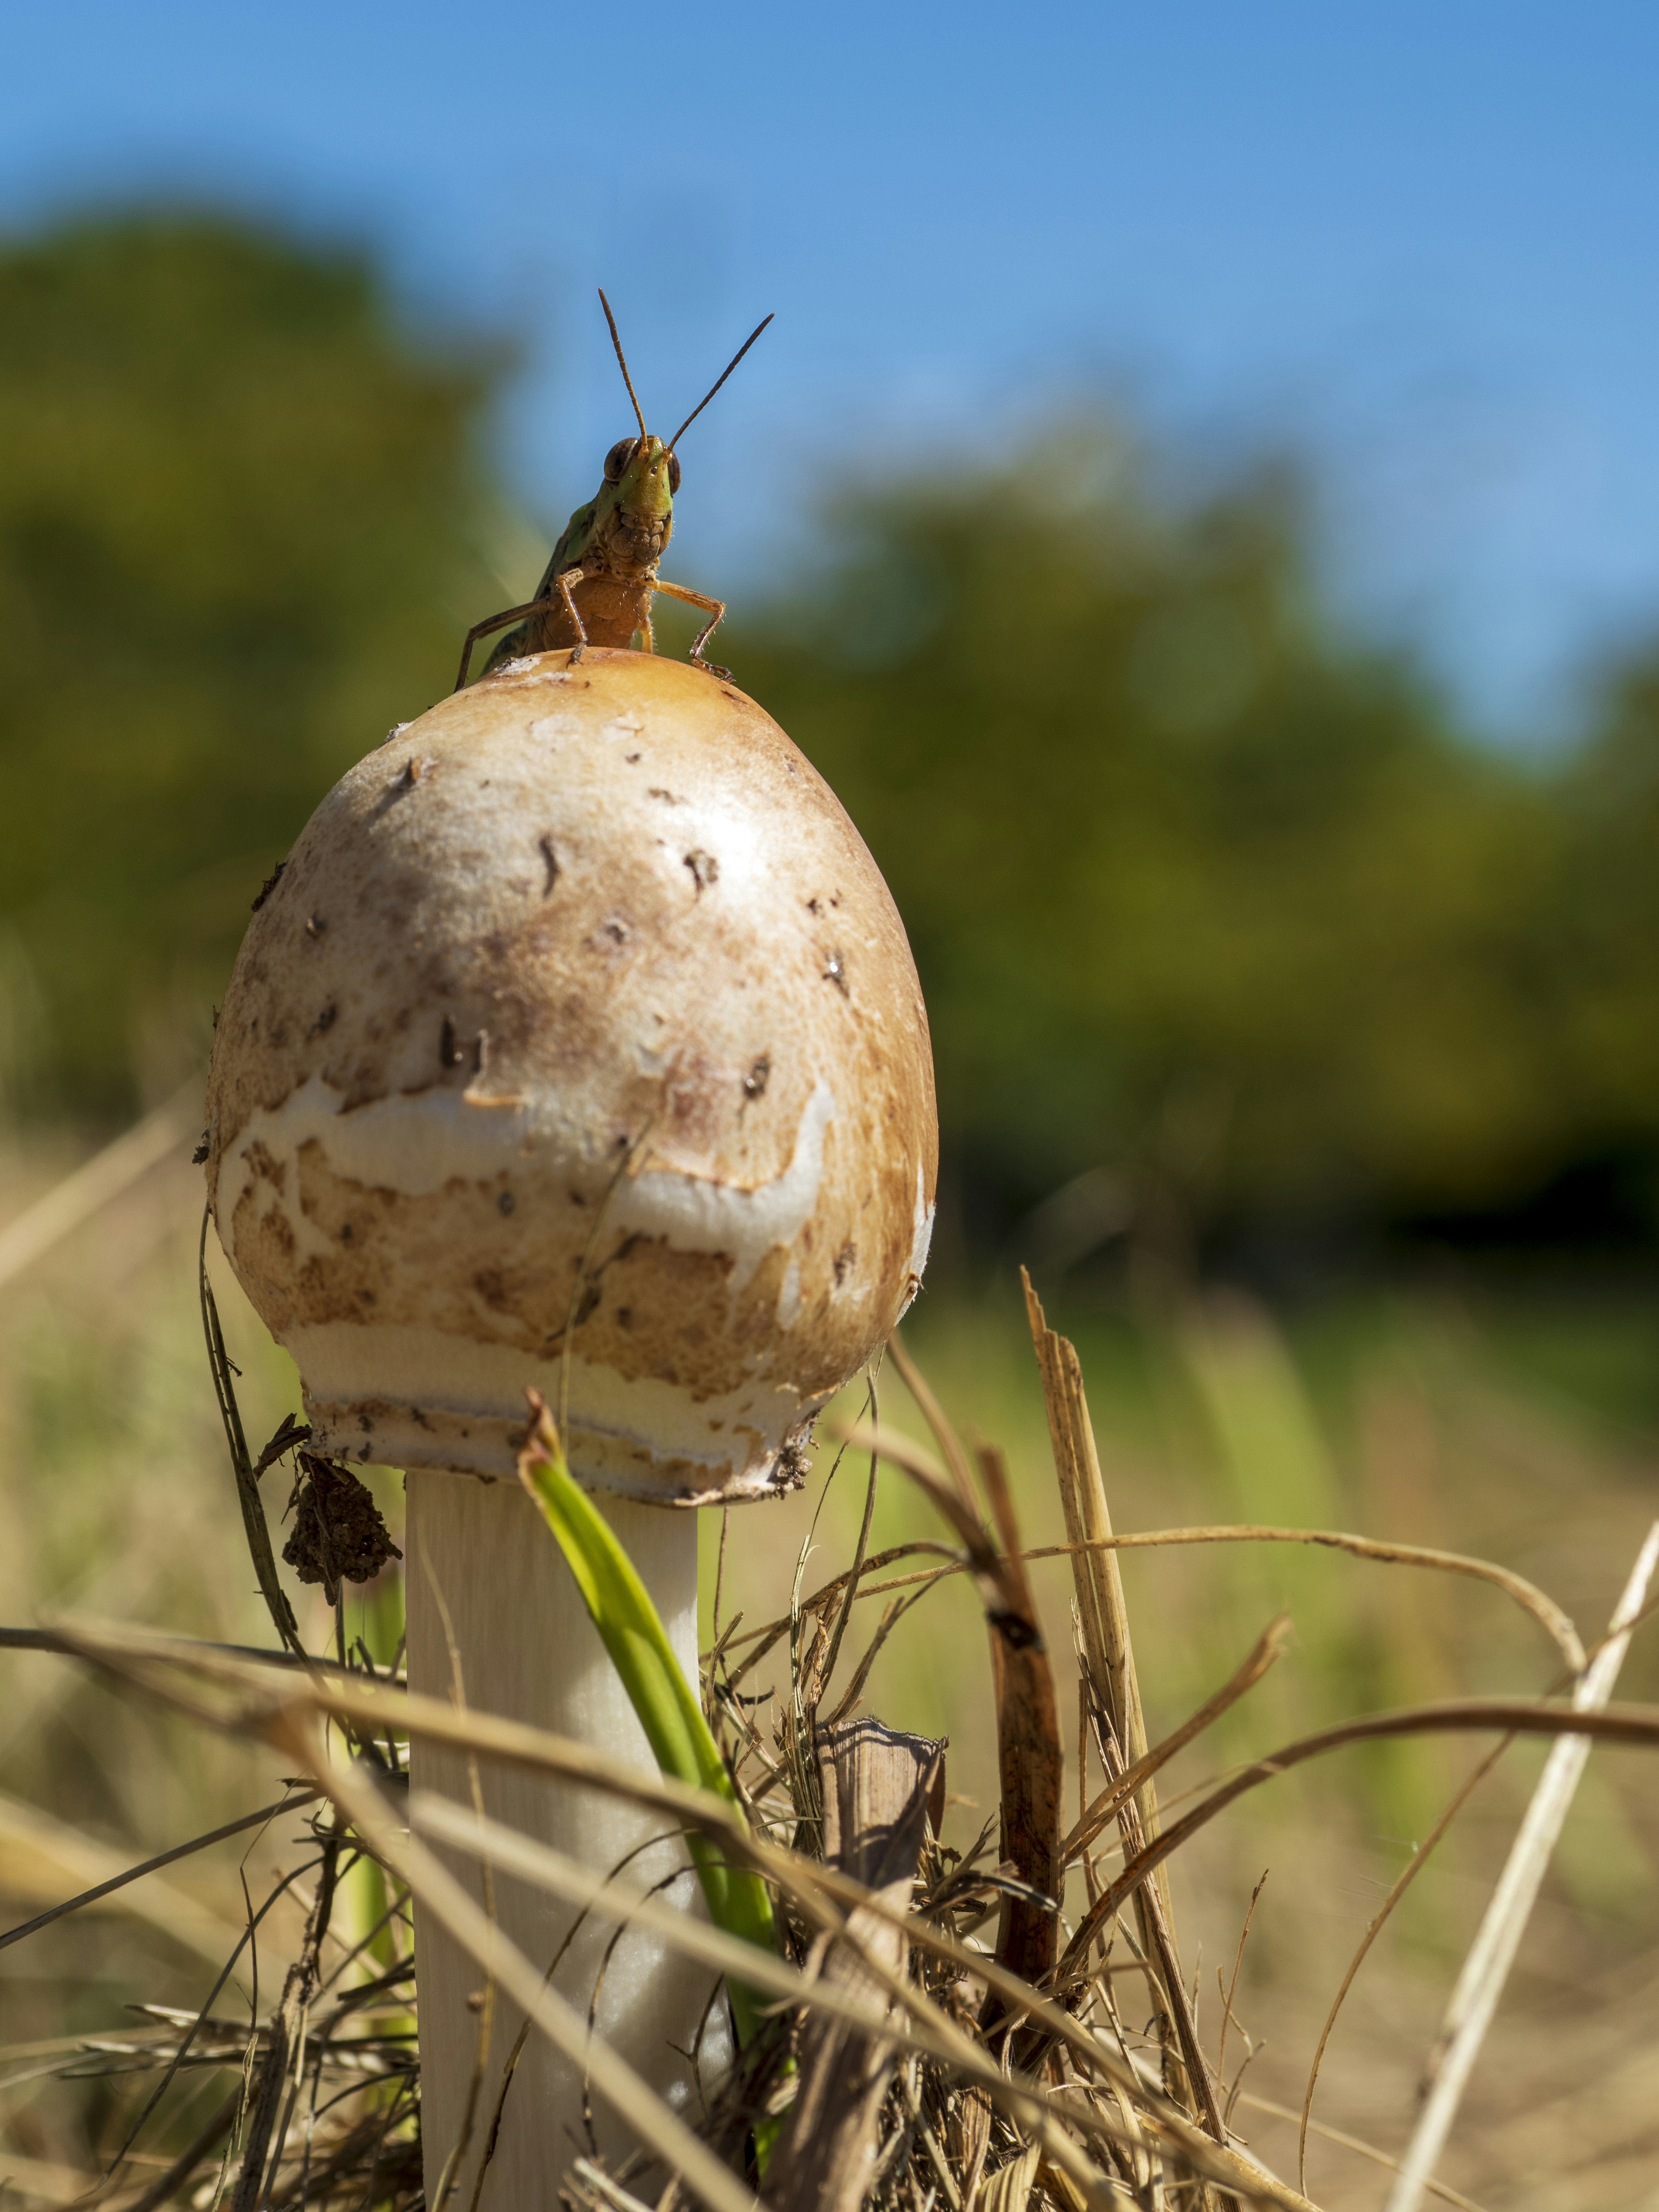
[517,1403,779,2048]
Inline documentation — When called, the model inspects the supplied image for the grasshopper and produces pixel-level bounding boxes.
[454,290,772,690]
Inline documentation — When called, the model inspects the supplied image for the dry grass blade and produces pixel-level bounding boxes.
[1218,1871,1268,2091]
[736,1520,1583,1684]
[56,1617,765,1840]
[0,1787,319,1955]
[1297,1742,1509,2193]
[197,1208,304,1657]
[1058,1689,1659,1983]
[1021,1274,1159,1842]
[1382,1519,1659,2212]
[1062,1617,1290,1862]
[1074,1524,1580,1673]
[0,1622,403,1682]
[276,1713,763,2212]
[409,1785,1154,2205]
[66,1618,1659,1850]
[1237,2096,1487,2212]
[811,1430,1586,1675]
[0,1786,286,1971]
[887,1327,979,1510]
[57,1618,1315,2210]
[0,1078,199,1291]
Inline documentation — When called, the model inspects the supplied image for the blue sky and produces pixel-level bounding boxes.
[4,2,1656,738]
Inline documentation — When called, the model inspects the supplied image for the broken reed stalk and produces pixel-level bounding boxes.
[1021,1271,1227,2159]
[766,1719,944,2212]
[973,1442,1065,2018]
[1381,1518,1659,2212]
[1020,1274,1160,1853]
[841,1356,1069,2013]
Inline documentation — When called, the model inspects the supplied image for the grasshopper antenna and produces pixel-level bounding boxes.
[667,312,775,454]
[597,288,648,442]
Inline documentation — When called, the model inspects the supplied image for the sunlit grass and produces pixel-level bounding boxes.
[4,1127,1659,2204]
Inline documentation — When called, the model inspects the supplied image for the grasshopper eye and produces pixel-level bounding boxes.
[604,438,637,483]
[667,451,681,495]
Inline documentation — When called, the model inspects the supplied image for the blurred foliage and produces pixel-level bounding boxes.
[0,212,499,1112]
[1554,651,1659,1205]
[2,208,1658,1258]
[732,445,1644,1253]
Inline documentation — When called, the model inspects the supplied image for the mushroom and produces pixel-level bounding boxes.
[203,647,938,2208]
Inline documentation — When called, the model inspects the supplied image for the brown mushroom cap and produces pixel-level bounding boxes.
[205,649,938,1503]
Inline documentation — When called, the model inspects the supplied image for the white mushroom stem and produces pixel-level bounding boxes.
[405,1470,723,2212]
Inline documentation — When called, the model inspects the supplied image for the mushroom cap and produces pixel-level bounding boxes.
[205,649,938,1503]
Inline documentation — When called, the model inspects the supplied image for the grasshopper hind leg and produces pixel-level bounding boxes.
[479,620,531,677]
[454,598,544,690]
[452,569,589,690]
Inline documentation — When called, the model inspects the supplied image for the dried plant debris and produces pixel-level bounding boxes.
[14,1294,1659,2212]
[0,1830,422,2211]
[282,1452,403,1604]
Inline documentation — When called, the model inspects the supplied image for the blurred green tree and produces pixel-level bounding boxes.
[0,212,499,1113]
[732,435,1575,1254]
[6,211,1653,1261]
[1552,652,1659,1224]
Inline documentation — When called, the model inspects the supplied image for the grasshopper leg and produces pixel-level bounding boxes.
[453,595,550,691]
[553,567,589,664]
[453,568,591,689]
[648,578,730,679]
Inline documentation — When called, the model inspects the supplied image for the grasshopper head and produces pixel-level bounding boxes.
[597,431,678,573]
[587,288,770,580]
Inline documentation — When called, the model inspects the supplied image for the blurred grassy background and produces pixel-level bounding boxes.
[3,210,1659,2207]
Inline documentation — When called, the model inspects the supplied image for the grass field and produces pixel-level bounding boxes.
[3,1127,1658,2209]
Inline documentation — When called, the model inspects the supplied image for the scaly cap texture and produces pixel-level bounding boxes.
[205,648,938,1502]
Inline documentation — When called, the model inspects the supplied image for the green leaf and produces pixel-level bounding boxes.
[517,1403,779,2050]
